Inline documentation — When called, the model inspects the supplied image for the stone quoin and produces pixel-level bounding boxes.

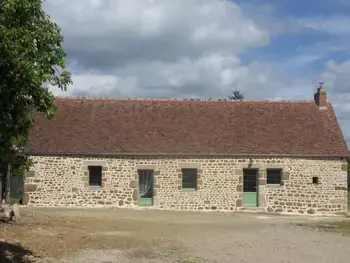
[24,86,349,215]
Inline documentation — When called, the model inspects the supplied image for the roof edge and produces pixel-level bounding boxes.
[25,151,349,158]
[54,96,316,103]
[327,104,349,153]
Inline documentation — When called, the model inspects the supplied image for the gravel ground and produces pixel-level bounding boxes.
[1,207,349,263]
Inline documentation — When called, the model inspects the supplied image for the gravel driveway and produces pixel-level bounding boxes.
[1,207,349,263]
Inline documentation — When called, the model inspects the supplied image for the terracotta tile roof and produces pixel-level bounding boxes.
[26,97,349,157]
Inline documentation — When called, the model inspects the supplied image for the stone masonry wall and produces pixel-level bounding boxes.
[24,156,348,215]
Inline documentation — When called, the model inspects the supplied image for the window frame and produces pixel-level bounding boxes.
[181,168,197,191]
[88,165,102,189]
[266,168,282,186]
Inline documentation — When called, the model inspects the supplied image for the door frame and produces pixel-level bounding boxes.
[137,169,154,206]
[242,168,259,207]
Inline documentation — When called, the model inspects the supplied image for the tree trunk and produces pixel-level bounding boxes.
[5,163,11,202]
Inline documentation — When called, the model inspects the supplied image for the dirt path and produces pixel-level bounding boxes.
[1,207,350,263]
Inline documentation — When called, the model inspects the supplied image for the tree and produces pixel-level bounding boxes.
[0,0,71,201]
[228,90,244,100]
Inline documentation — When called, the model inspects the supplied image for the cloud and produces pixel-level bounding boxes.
[319,59,350,143]
[43,0,321,101]
[44,0,268,71]
[300,17,350,36]
[44,0,273,99]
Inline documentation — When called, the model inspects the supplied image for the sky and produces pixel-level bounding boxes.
[43,0,350,145]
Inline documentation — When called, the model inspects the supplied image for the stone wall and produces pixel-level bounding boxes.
[24,155,348,215]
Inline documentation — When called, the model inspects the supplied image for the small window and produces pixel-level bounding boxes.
[88,166,102,187]
[267,169,282,185]
[182,168,197,190]
[312,177,319,184]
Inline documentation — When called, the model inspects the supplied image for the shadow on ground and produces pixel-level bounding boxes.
[0,241,34,263]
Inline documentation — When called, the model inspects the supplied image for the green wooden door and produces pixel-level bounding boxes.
[243,169,258,206]
[138,170,153,206]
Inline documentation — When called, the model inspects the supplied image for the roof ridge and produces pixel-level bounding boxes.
[54,96,314,103]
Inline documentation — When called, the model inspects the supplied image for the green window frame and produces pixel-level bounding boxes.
[182,168,197,191]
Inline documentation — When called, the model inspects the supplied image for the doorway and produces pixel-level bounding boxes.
[138,170,153,206]
[243,169,258,206]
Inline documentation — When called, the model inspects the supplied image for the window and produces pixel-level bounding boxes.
[266,169,282,185]
[182,168,197,190]
[88,166,102,187]
[312,177,319,184]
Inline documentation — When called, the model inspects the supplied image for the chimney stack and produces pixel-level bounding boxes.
[314,84,327,109]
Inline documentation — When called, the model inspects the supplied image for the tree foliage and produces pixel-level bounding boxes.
[0,0,71,190]
[228,90,244,100]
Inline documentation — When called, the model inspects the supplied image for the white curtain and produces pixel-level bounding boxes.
[139,172,153,197]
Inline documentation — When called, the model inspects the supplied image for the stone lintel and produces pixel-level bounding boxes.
[83,160,107,166]
[239,163,262,169]
[135,164,157,170]
[264,164,287,169]
[178,163,201,169]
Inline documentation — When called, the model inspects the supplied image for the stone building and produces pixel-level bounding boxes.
[24,87,349,215]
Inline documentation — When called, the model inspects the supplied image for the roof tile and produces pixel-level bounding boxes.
[26,98,349,157]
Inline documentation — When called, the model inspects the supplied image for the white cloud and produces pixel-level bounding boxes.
[321,60,350,94]
[300,17,350,35]
[318,59,350,142]
[44,0,268,71]
[44,0,271,98]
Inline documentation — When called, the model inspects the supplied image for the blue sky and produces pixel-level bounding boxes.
[43,0,350,144]
[236,0,350,76]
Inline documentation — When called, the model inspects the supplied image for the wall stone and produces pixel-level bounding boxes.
[24,155,348,215]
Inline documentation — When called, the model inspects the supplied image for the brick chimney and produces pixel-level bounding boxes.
[314,84,327,109]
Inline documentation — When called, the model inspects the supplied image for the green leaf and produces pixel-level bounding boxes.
[0,0,71,174]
